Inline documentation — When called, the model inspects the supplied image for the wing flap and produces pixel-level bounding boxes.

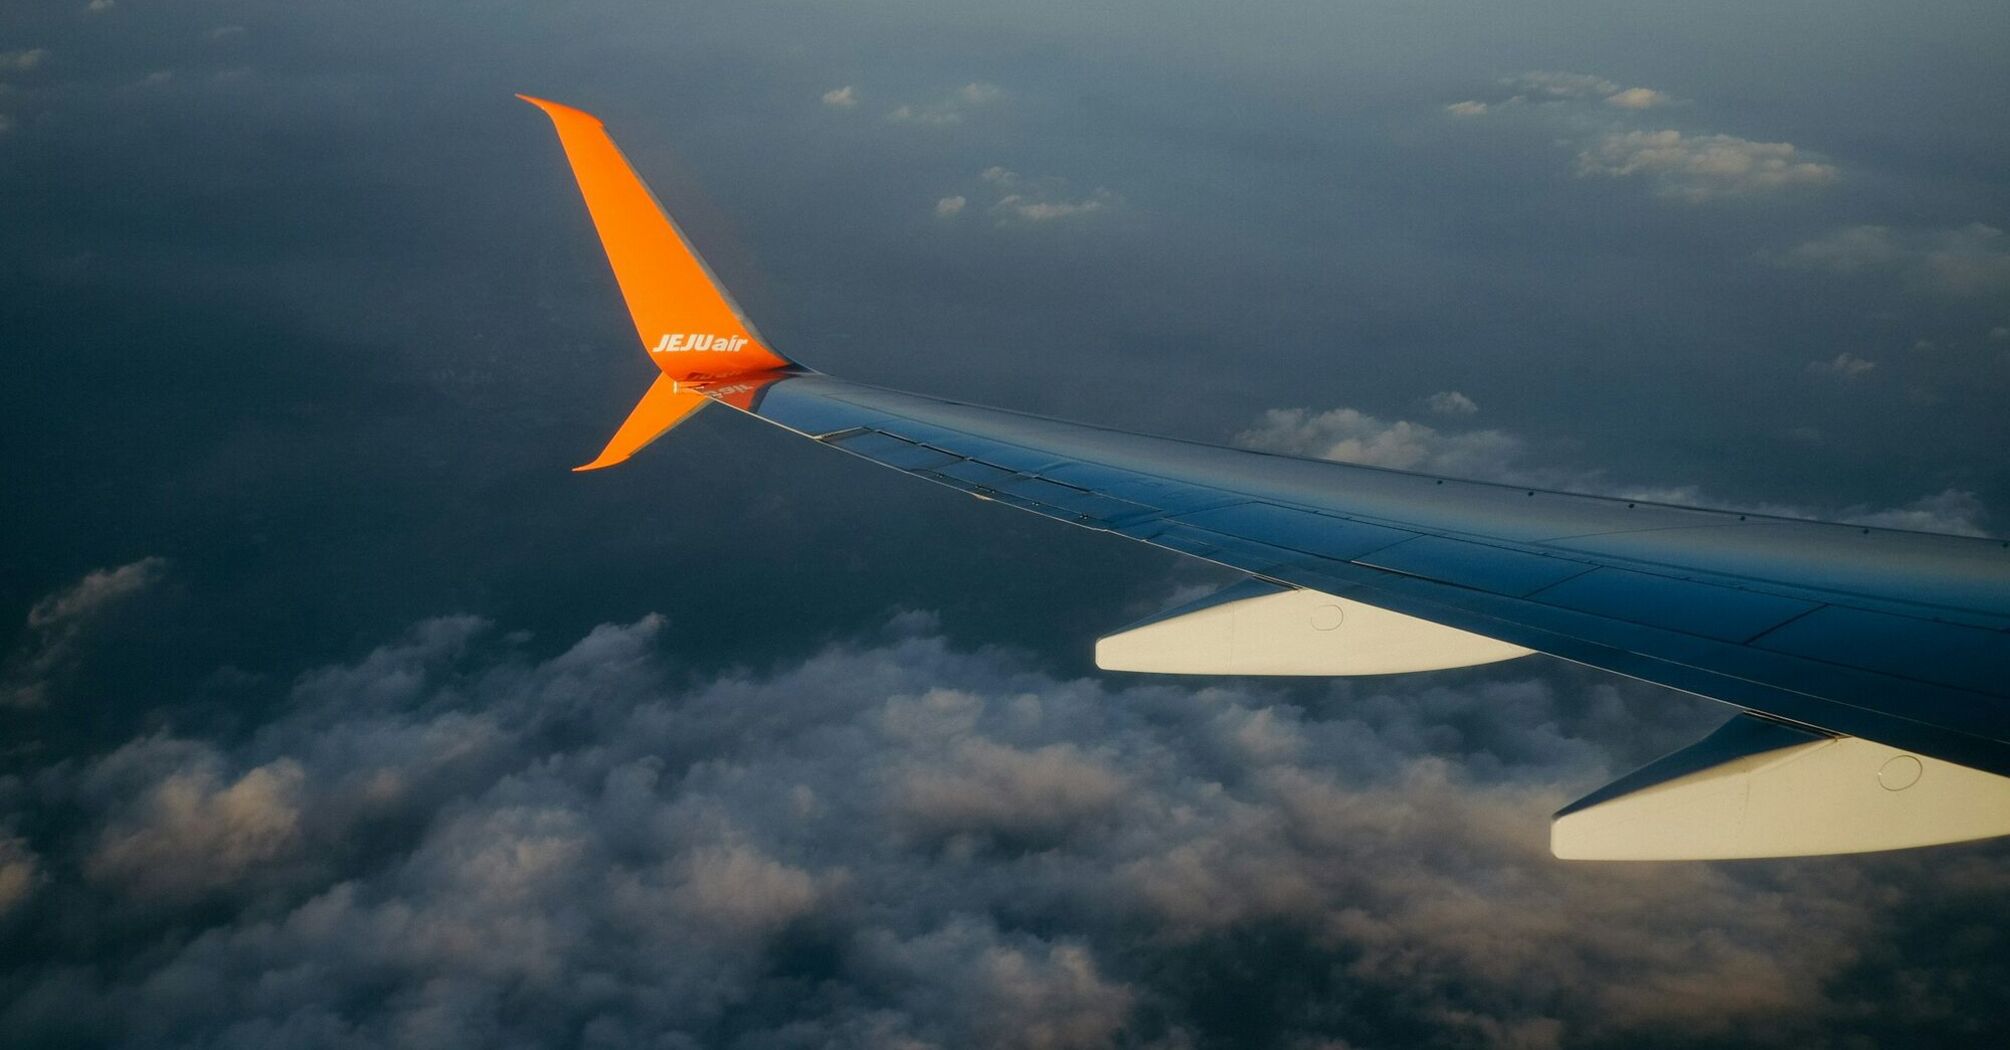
[1553,715,2010,859]
[1097,578,1533,676]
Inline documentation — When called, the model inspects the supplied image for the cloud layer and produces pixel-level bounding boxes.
[6,606,2002,1048]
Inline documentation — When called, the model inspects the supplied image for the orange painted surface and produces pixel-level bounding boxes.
[688,370,794,413]
[573,374,711,471]
[519,95,791,382]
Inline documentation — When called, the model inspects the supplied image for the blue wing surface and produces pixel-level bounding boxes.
[698,371,2010,779]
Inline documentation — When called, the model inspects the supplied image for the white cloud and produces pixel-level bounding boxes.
[1235,407,1532,481]
[1451,75,1825,205]
[1840,488,1989,536]
[25,558,166,630]
[3,598,2005,1046]
[662,844,824,936]
[0,49,48,73]
[1486,72,1676,113]
[1776,224,1901,272]
[86,0,114,11]
[1504,70,1619,99]
[955,82,1004,105]
[0,835,41,917]
[1772,224,2010,297]
[865,918,1136,1049]
[1807,351,1876,378]
[1425,390,1479,416]
[1605,86,1674,109]
[958,167,1119,224]
[821,85,858,109]
[1235,405,1989,536]
[86,753,308,903]
[888,82,1006,126]
[0,114,12,135]
[1576,130,1838,200]
[3,557,168,708]
[934,194,966,217]
[995,191,1116,222]
[889,738,1127,849]
[1990,326,2008,343]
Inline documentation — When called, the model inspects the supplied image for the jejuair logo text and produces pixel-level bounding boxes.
[652,333,748,354]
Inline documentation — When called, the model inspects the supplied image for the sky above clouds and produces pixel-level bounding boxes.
[2,1,2009,1047]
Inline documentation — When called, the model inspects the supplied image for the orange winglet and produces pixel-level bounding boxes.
[573,375,710,472]
[519,94,792,382]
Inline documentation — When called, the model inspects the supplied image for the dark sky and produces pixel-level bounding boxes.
[3,1,2009,1047]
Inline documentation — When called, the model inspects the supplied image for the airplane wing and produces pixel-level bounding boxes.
[520,96,2010,860]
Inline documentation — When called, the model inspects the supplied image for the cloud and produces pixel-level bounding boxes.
[2,557,167,708]
[85,750,308,904]
[1503,71,1619,100]
[821,85,858,109]
[1774,225,1900,271]
[1838,488,1988,536]
[862,918,1136,1050]
[1771,224,2010,297]
[1425,390,1479,416]
[0,49,48,74]
[1502,73,1672,112]
[0,835,41,918]
[18,608,1999,1047]
[1449,75,1824,204]
[955,82,1004,105]
[888,82,1006,126]
[948,167,1121,225]
[1576,130,1838,200]
[1807,351,1876,378]
[1605,87,1674,109]
[1990,326,2007,343]
[1234,406,1990,535]
[24,561,168,627]
[1235,407,1533,482]
[86,0,114,11]
[888,736,1128,851]
[995,192,1116,223]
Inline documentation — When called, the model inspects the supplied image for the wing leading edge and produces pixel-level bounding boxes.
[522,97,2010,858]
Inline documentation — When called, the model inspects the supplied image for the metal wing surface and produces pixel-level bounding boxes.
[701,372,2010,781]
